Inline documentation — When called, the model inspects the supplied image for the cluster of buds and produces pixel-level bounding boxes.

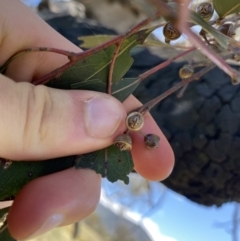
[114,111,160,151]
[161,2,212,45]
[159,2,236,46]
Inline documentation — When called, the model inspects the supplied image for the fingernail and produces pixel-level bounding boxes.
[20,214,64,240]
[84,97,123,138]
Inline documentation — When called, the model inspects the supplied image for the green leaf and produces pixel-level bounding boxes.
[78,35,116,48]
[0,137,134,199]
[213,0,240,17]
[71,77,140,102]
[47,28,154,88]
[0,157,75,201]
[0,207,15,241]
[75,145,133,184]
[112,77,140,101]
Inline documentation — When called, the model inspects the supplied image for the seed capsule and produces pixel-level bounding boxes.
[179,65,194,79]
[126,112,144,131]
[196,2,214,21]
[144,134,160,150]
[163,22,181,44]
[114,134,132,151]
[218,24,234,37]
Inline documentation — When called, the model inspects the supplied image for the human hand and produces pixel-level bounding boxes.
[0,0,174,240]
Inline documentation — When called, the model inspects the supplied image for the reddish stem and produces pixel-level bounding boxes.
[136,64,216,115]
[139,46,196,80]
[33,10,164,85]
[0,47,78,73]
[135,52,234,115]
[26,47,78,57]
[176,0,191,30]
[182,26,238,80]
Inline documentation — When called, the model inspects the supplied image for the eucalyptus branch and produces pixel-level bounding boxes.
[135,52,234,115]
[1,10,164,85]
[140,47,196,80]
[31,10,164,85]
[136,64,216,115]
[149,0,240,84]
[181,26,240,83]
[176,0,192,31]
[0,47,78,73]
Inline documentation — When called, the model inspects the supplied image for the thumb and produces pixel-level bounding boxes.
[0,74,126,160]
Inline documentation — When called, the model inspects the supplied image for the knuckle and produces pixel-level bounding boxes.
[22,84,53,151]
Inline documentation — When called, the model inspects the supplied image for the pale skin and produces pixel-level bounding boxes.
[0,1,174,240]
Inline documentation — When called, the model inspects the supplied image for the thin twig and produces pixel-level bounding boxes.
[176,0,191,31]
[0,47,78,73]
[32,60,76,85]
[135,52,233,115]
[180,24,239,81]
[139,46,196,80]
[136,64,216,115]
[177,84,188,98]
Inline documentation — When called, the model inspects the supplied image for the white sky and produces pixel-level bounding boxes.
[100,188,178,241]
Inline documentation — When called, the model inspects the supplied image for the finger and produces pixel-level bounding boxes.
[124,96,175,181]
[0,74,126,160]
[7,169,101,240]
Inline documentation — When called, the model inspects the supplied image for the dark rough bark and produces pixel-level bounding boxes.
[47,16,240,207]
[130,50,240,207]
